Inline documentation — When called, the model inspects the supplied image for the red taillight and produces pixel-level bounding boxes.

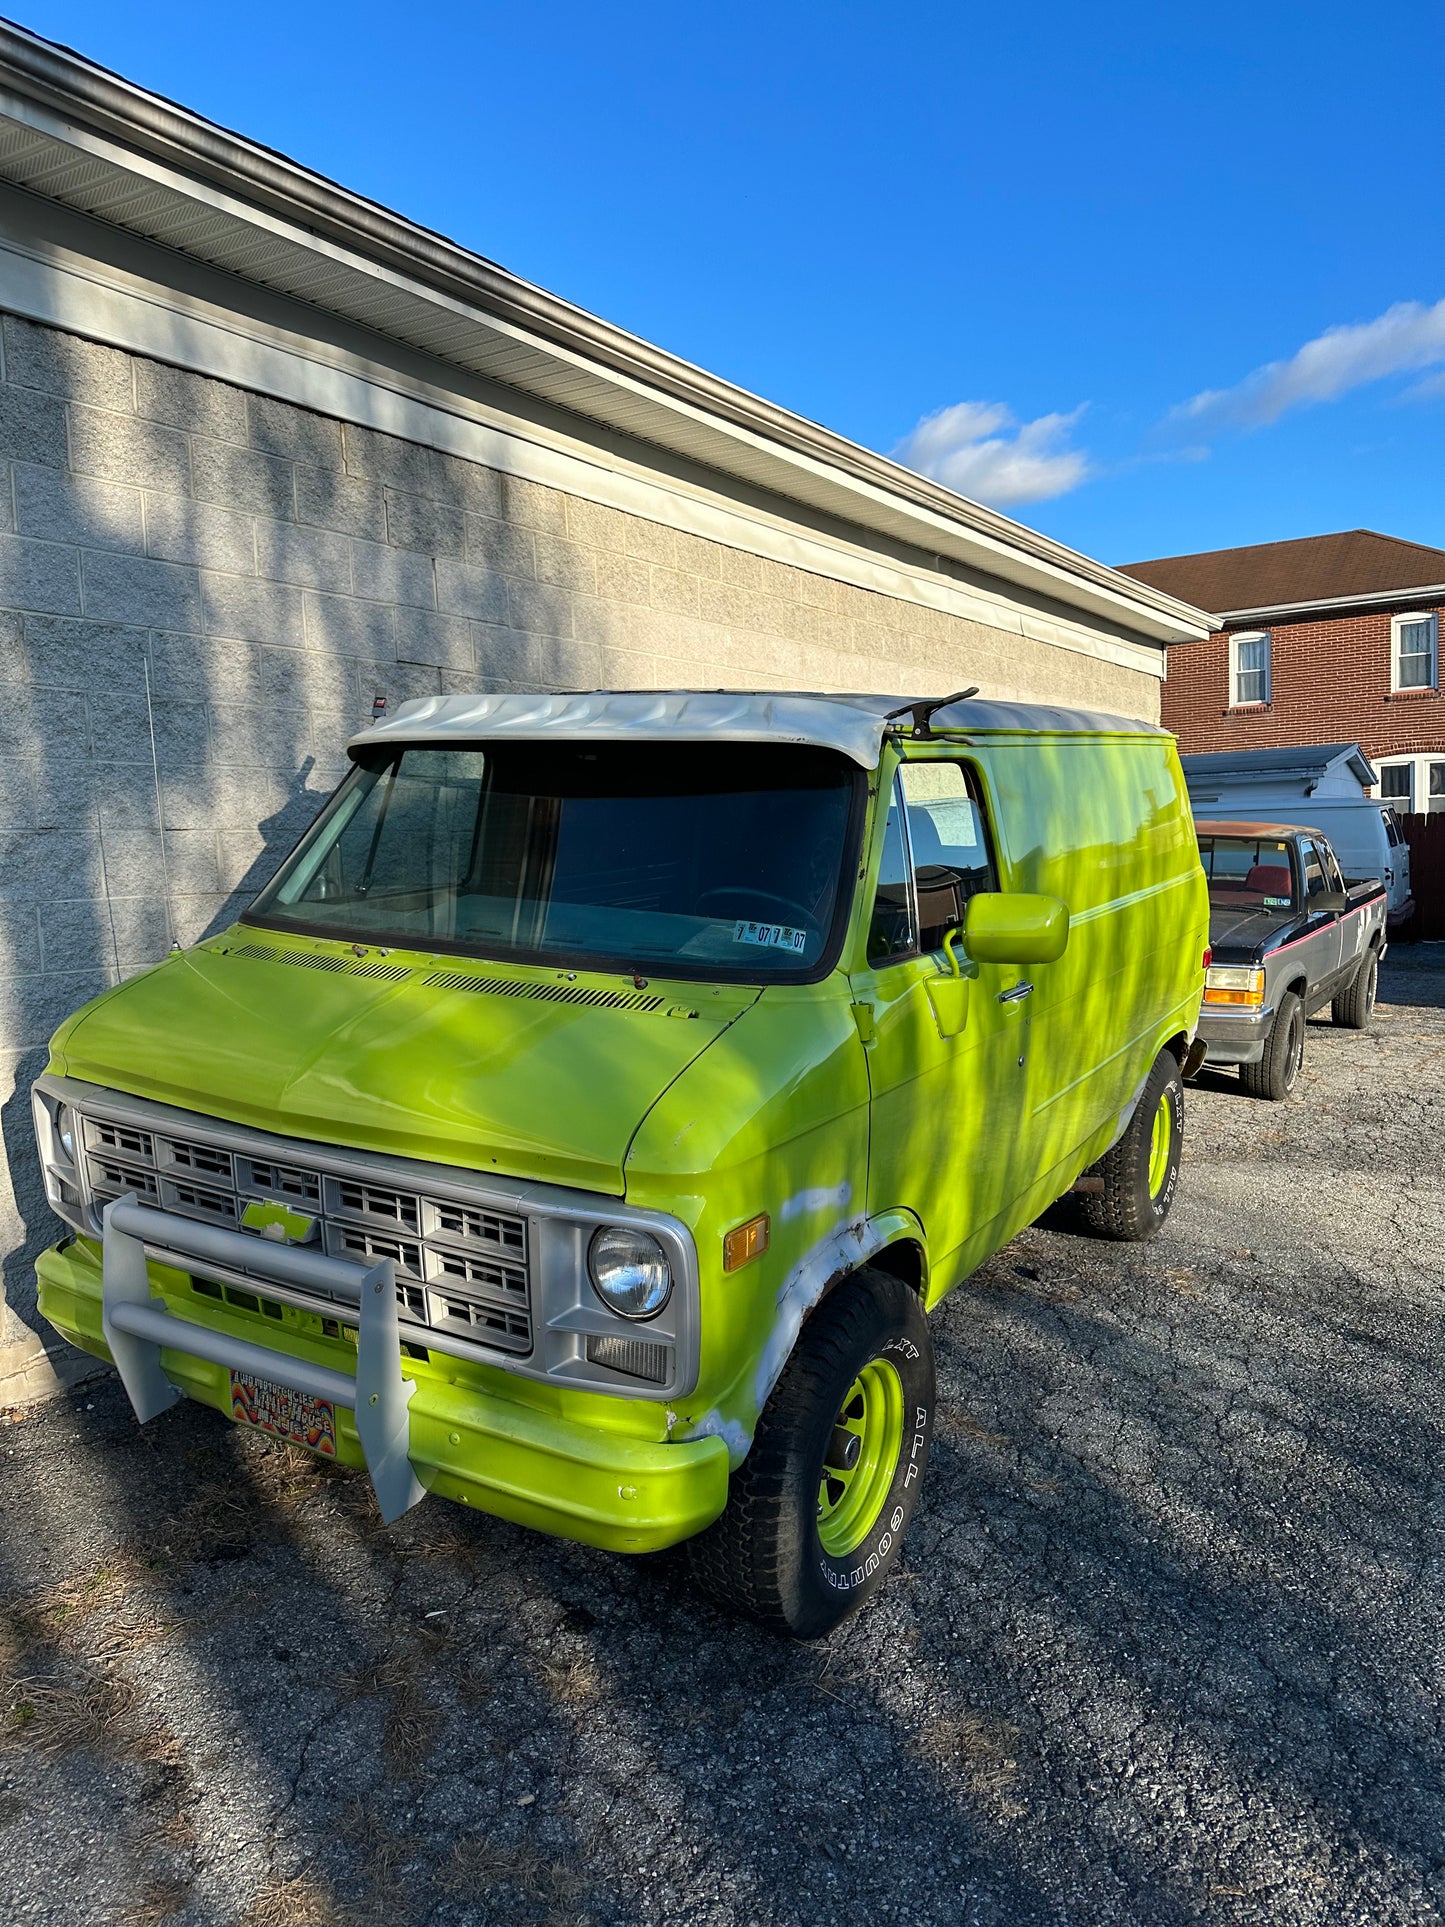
[1202,947,1212,970]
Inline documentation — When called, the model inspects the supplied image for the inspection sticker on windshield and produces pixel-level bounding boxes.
[733,919,807,953]
[1264,895,1291,907]
[230,1370,337,1457]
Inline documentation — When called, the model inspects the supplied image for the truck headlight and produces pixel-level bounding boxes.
[1203,964,1266,1008]
[587,1226,673,1320]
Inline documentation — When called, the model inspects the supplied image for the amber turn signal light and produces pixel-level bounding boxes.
[723,1213,770,1272]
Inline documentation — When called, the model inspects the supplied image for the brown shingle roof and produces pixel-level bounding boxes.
[1116,529,1445,616]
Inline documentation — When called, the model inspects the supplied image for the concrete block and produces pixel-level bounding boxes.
[68,406,191,495]
[3,317,134,413]
[386,490,466,558]
[425,450,501,515]
[21,616,149,693]
[505,578,574,637]
[0,534,81,616]
[158,762,302,834]
[192,438,295,519]
[209,697,311,773]
[0,967,115,1052]
[0,684,88,763]
[201,572,306,648]
[170,894,235,947]
[303,591,396,658]
[134,359,250,442]
[259,646,356,711]
[256,518,354,594]
[40,895,170,971]
[295,464,386,540]
[564,496,628,554]
[148,631,262,704]
[216,826,273,894]
[473,626,573,685]
[533,533,597,596]
[97,693,199,770]
[395,609,473,672]
[0,757,46,830]
[82,551,201,634]
[671,529,724,580]
[352,538,436,609]
[144,493,256,574]
[435,556,512,625]
[498,474,567,535]
[75,759,161,830]
[343,423,431,493]
[13,464,144,554]
[247,394,342,470]
[0,464,11,533]
[625,518,676,566]
[649,567,700,618]
[102,828,220,897]
[0,905,40,975]
[594,551,652,607]
[351,656,443,709]
[718,545,764,590]
[465,515,535,580]
[0,829,105,903]
[0,387,69,468]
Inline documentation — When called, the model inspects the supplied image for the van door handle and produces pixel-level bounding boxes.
[997,982,1033,1005]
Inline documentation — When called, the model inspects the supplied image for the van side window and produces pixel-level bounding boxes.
[899,762,997,952]
[866,778,917,963]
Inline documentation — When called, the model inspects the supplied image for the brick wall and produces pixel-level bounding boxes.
[0,312,1158,1399]
[1161,609,1445,761]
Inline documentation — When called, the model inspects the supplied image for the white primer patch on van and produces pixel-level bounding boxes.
[778,1181,852,1223]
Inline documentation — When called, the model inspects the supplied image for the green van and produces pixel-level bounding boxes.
[31,691,1207,1636]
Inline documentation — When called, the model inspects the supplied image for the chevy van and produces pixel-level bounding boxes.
[32,691,1208,1635]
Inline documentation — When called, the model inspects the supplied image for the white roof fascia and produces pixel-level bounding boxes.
[0,24,1213,650]
[347,691,1168,768]
[1218,584,1445,625]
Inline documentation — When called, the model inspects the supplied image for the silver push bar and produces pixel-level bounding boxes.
[101,1193,425,1522]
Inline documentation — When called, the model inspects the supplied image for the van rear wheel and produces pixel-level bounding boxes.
[1077,1047,1184,1241]
[1331,949,1379,1030]
[687,1267,934,1640]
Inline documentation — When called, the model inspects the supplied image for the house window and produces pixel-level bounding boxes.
[1230,631,1270,706]
[1378,762,1414,814]
[1430,761,1445,815]
[1392,612,1438,691]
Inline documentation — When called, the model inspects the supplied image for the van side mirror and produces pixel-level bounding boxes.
[962,892,1069,965]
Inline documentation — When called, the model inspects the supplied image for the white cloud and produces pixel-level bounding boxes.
[1174,299,1445,430]
[892,400,1092,506]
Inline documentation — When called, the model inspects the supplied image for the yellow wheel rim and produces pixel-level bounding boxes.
[816,1357,905,1558]
[1147,1089,1173,1198]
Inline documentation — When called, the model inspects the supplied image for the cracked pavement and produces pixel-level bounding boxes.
[1,959,1442,1926]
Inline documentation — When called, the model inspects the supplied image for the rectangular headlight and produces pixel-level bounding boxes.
[1203,965,1266,1008]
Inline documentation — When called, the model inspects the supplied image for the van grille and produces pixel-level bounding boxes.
[79,1112,532,1356]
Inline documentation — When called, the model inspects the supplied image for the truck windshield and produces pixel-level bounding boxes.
[1197,834,1297,911]
[245,740,861,980]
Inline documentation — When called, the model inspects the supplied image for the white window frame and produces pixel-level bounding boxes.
[1229,630,1271,707]
[1390,611,1438,693]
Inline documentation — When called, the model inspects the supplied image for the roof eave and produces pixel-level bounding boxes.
[1212,582,1445,625]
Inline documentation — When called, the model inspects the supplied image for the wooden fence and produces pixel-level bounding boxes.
[1399,813,1445,940]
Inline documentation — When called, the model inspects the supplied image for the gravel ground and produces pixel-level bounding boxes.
[1,962,1442,1927]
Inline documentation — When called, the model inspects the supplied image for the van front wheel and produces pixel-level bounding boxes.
[1077,1048,1184,1242]
[687,1267,934,1640]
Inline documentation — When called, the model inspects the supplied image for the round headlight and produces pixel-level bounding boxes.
[54,1102,75,1163]
[587,1226,672,1320]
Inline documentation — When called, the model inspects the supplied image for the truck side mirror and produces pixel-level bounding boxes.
[962,893,1070,965]
[1315,890,1348,912]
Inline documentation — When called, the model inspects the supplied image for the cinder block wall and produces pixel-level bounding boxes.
[0,312,1155,1399]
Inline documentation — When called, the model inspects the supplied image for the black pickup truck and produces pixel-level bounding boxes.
[1195,821,1388,1100]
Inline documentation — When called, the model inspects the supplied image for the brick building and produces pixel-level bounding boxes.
[0,25,1209,1400]
[1119,529,1445,815]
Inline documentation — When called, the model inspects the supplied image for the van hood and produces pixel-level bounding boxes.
[49,932,757,1196]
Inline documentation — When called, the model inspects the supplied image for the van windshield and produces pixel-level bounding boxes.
[1197,834,1297,911]
[245,740,861,980]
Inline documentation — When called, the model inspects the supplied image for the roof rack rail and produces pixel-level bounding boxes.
[883,688,980,740]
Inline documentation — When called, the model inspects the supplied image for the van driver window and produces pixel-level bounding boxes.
[899,762,997,951]
[866,778,917,963]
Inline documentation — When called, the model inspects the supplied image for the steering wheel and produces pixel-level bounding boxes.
[694,887,814,927]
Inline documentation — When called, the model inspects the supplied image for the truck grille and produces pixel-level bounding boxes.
[79,1113,532,1355]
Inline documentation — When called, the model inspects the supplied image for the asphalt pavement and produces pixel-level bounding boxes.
[1,959,1441,1927]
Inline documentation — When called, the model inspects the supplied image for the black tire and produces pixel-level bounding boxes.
[1240,990,1304,1101]
[1331,948,1379,1030]
[687,1267,934,1640]
[1078,1047,1184,1242]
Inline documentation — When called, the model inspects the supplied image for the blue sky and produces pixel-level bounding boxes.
[16,0,1445,565]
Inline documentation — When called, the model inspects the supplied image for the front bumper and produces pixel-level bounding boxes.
[1197,1003,1274,1066]
[36,1229,728,1554]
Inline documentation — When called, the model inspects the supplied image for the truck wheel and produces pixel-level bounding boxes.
[1240,990,1304,1101]
[1077,1047,1184,1242]
[1331,949,1379,1030]
[687,1267,934,1640]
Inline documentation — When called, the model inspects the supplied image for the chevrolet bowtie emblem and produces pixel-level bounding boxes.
[240,1198,320,1245]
